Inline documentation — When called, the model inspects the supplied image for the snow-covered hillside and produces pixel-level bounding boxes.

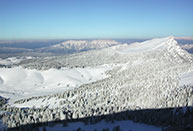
[0,56,33,66]
[38,40,121,53]
[179,71,193,86]
[53,40,120,48]
[0,36,193,129]
[0,65,112,102]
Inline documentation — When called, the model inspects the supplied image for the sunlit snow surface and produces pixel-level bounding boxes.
[0,36,193,129]
[114,37,172,53]
[0,65,112,102]
[0,56,33,66]
[179,71,193,86]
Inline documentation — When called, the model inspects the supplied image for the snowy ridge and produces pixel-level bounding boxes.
[113,37,173,53]
[52,40,88,48]
[40,40,121,53]
[114,36,185,52]
[111,36,192,62]
[165,37,193,61]
[1,36,193,128]
[54,40,120,48]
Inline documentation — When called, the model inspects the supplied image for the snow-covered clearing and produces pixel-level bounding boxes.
[0,65,112,102]
[0,56,33,66]
[179,71,193,86]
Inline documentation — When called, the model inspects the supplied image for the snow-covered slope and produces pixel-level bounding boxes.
[9,37,193,107]
[115,36,191,56]
[0,56,33,66]
[179,71,193,86]
[1,36,193,128]
[114,37,173,53]
[38,40,121,53]
[0,65,112,102]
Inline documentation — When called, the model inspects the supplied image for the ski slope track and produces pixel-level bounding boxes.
[0,36,193,128]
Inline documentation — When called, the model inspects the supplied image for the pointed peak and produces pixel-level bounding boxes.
[168,36,174,40]
[114,36,180,53]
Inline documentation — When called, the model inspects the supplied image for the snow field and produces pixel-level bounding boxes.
[0,65,112,102]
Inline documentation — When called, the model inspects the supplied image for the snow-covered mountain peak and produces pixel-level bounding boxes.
[163,36,193,61]
[53,40,120,47]
[136,36,176,49]
[90,40,120,45]
[112,36,192,61]
[44,40,121,53]
[114,36,180,52]
[52,40,88,47]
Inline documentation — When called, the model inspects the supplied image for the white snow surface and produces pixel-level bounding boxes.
[1,36,193,129]
[114,36,182,53]
[179,71,193,86]
[0,65,112,102]
[0,57,22,65]
[0,56,33,66]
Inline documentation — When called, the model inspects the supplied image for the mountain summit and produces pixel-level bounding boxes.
[114,36,177,52]
[112,36,192,61]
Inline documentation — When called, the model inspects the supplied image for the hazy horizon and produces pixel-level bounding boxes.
[0,36,193,41]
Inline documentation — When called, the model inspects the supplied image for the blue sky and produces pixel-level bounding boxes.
[0,0,193,40]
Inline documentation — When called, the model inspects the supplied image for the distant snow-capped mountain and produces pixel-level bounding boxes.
[38,40,121,53]
[181,44,193,53]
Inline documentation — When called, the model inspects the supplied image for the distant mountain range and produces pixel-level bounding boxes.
[37,40,121,53]
[0,38,193,55]
[181,44,193,53]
